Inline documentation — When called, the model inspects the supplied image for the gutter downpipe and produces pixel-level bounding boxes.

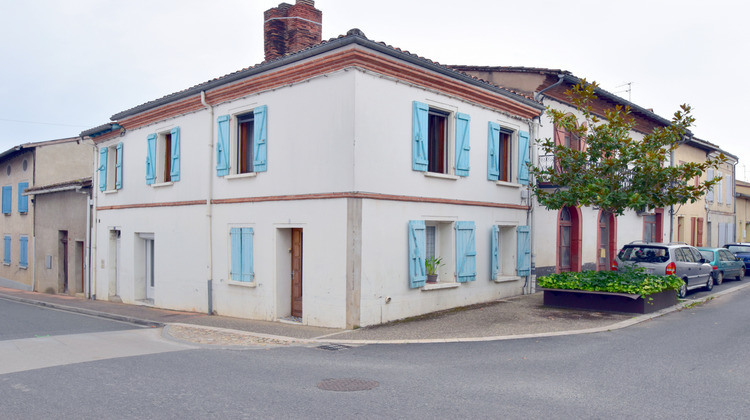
[201,91,215,315]
[525,116,540,294]
[534,74,565,103]
[669,148,675,242]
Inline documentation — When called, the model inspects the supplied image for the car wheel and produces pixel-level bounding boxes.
[737,267,745,281]
[716,271,724,285]
[705,275,714,291]
[678,281,687,299]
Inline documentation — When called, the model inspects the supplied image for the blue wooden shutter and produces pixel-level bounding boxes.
[726,174,732,205]
[487,122,500,180]
[412,101,429,172]
[242,228,254,282]
[230,228,242,281]
[455,113,471,176]
[146,134,156,185]
[408,220,426,288]
[253,106,268,173]
[2,186,11,214]
[99,148,108,191]
[518,131,530,185]
[706,169,714,202]
[217,115,230,176]
[115,143,123,190]
[3,235,10,264]
[491,225,499,280]
[456,221,477,283]
[19,236,28,268]
[18,182,29,213]
[517,225,531,276]
[170,127,180,182]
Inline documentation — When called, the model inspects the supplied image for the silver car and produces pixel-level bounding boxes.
[614,242,713,298]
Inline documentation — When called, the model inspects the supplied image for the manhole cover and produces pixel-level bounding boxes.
[316,378,379,392]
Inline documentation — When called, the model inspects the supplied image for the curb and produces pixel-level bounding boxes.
[2,281,748,346]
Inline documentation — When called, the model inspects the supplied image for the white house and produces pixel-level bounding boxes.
[82,1,545,328]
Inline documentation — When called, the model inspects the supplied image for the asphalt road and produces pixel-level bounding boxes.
[2,286,750,418]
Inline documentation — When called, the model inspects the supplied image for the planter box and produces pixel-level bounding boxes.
[540,288,678,314]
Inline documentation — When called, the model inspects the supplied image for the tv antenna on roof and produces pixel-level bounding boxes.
[614,82,632,102]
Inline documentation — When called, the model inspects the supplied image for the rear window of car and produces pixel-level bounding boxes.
[618,246,669,263]
[726,245,750,254]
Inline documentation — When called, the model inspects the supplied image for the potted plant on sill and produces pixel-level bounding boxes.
[425,256,444,283]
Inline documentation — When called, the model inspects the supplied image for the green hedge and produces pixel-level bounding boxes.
[537,268,683,296]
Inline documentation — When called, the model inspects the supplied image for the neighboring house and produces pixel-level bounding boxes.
[735,179,750,242]
[0,138,94,293]
[673,140,737,247]
[81,0,544,328]
[449,67,681,278]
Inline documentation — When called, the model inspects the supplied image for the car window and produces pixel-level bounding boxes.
[720,250,733,261]
[699,250,714,261]
[727,245,750,254]
[689,248,704,262]
[679,248,695,262]
[619,246,668,263]
[674,248,686,262]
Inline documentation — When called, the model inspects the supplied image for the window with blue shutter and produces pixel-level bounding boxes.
[18,182,29,213]
[230,227,254,282]
[99,148,108,191]
[412,102,429,172]
[408,220,427,288]
[518,131,530,185]
[706,169,714,202]
[2,186,11,214]
[487,122,500,180]
[253,106,268,173]
[170,127,181,182]
[3,235,10,265]
[516,225,531,276]
[146,134,156,185]
[727,174,732,205]
[19,236,28,268]
[491,225,500,280]
[115,143,123,190]
[217,115,230,176]
[456,221,477,283]
[455,113,471,176]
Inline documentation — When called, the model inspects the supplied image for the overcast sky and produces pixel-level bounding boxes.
[2,0,748,178]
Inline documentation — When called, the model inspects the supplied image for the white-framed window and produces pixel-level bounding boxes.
[146,127,180,185]
[412,101,470,177]
[99,143,123,191]
[216,106,268,177]
[490,225,518,280]
[408,220,476,288]
[488,123,530,185]
[230,227,254,283]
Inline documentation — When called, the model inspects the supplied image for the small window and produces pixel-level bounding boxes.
[644,215,657,242]
[427,109,449,174]
[147,128,180,184]
[413,102,468,176]
[100,143,123,191]
[1,186,11,214]
[230,227,254,282]
[217,106,268,177]
[237,113,255,174]
[424,221,455,282]
[491,225,517,279]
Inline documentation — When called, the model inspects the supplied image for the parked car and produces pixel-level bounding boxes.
[614,242,713,298]
[698,247,745,285]
[723,243,750,271]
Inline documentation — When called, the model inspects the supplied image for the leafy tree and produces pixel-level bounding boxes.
[530,80,726,216]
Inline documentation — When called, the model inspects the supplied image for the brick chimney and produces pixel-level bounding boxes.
[264,0,323,61]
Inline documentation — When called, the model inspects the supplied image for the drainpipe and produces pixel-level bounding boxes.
[201,91,215,315]
[669,149,675,242]
[534,74,565,103]
[525,116,540,294]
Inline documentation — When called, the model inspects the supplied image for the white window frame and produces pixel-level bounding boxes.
[424,221,455,285]
[424,103,457,178]
[105,144,119,191]
[495,224,519,282]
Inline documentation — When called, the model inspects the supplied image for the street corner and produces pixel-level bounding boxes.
[162,323,304,349]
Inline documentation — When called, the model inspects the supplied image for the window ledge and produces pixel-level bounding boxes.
[494,276,521,283]
[495,180,521,188]
[228,280,257,288]
[424,172,459,181]
[151,181,174,188]
[102,189,118,195]
[3,262,9,266]
[421,282,460,291]
[19,265,28,270]
[227,172,257,180]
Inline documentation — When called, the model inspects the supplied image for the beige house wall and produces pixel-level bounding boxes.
[736,180,750,242]
[0,150,35,289]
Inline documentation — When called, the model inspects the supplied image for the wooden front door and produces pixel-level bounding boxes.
[291,228,303,318]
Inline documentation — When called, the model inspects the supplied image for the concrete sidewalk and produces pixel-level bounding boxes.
[2,284,742,346]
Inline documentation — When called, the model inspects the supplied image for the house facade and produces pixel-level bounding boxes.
[672,139,737,247]
[736,179,750,243]
[0,138,93,292]
[449,67,677,277]
[83,1,545,328]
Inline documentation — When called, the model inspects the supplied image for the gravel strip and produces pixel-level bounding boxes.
[165,324,297,347]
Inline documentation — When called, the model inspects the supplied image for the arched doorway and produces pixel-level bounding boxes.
[557,206,582,272]
[597,211,617,271]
